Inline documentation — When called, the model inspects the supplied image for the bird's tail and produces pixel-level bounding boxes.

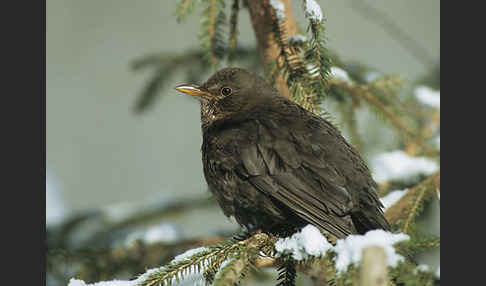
[350,208,391,234]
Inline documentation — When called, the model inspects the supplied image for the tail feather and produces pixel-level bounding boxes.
[351,209,391,234]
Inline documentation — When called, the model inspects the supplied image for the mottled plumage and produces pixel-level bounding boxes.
[176,67,390,238]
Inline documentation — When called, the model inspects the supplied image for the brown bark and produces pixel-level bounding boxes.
[246,0,298,98]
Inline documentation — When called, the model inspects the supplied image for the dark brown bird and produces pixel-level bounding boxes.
[175,67,390,239]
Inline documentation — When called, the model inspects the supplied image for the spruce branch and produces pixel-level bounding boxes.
[296,257,331,286]
[140,248,215,286]
[328,78,439,156]
[246,0,298,98]
[389,261,439,286]
[212,234,264,286]
[397,236,440,258]
[276,256,297,286]
[267,0,308,92]
[200,0,227,69]
[228,0,240,66]
[138,233,273,286]
[329,78,412,136]
[48,235,228,284]
[385,172,440,231]
[212,258,245,285]
[134,65,176,113]
[303,1,332,91]
[266,0,335,116]
[176,0,196,23]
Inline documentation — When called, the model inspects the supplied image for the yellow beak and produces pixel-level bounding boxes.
[175,84,213,98]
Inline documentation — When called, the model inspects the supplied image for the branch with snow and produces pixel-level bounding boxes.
[303,0,323,22]
[329,66,353,84]
[384,172,440,231]
[380,189,409,210]
[274,225,409,274]
[275,225,333,261]
[333,230,409,273]
[414,86,440,109]
[270,0,285,20]
[68,225,415,286]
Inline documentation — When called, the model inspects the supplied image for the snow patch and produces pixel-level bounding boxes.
[125,223,181,247]
[333,230,409,273]
[330,66,353,84]
[415,264,430,273]
[304,0,323,22]
[371,150,439,183]
[270,0,285,20]
[275,226,409,273]
[380,189,409,209]
[275,224,333,260]
[414,86,440,108]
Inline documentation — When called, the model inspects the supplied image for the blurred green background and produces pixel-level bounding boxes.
[47,0,439,215]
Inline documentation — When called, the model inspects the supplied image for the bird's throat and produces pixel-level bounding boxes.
[200,101,223,130]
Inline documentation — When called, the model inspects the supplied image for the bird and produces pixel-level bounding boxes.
[175,67,391,239]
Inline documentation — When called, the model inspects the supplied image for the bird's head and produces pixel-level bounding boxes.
[175,67,277,128]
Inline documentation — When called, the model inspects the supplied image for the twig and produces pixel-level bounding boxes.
[385,172,440,228]
[360,246,388,286]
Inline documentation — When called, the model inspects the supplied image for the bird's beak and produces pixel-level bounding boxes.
[175,84,213,99]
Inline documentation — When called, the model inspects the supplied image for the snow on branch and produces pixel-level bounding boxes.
[329,66,353,84]
[69,226,415,286]
[303,0,323,22]
[333,230,409,273]
[274,225,409,273]
[68,247,210,286]
[414,85,440,108]
[371,150,439,183]
[270,0,286,20]
[380,189,409,210]
[275,224,333,260]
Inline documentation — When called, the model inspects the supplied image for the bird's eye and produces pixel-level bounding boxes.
[221,87,232,96]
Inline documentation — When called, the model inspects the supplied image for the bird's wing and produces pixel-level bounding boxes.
[232,117,370,238]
